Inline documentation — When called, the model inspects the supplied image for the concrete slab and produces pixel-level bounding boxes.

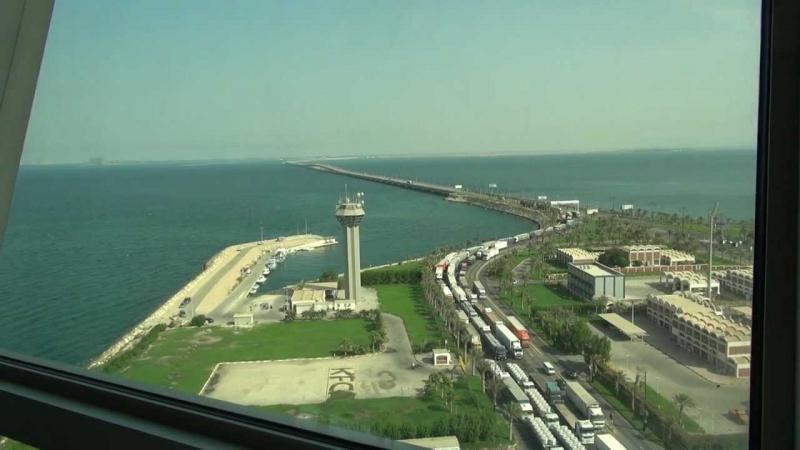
[199,314,445,406]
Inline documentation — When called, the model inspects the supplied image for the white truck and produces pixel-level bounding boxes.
[524,388,559,428]
[552,424,587,450]
[453,285,468,303]
[485,359,510,379]
[494,240,509,251]
[472,280,486,299]
[503,377,533,413]
[523,415,558,449]
[564,380,605,429]
[595,433,627,450]
[470,315,491,333]
[455,310,469,324]
[506,362,535,389]
[465,323,482,350]
[494,323,524,359]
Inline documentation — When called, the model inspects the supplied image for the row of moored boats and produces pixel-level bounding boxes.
[248,248,288,296]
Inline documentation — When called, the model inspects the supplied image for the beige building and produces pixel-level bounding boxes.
[555,247,598,265]
[646,294,751,378]
[567,263,625,300]
[661,271,720,295]
[621,244,662,266]
[660,249,696,265]
[289,282,354,314]
[720,268,753,300]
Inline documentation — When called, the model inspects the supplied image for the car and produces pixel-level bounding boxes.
[178,310,186,318]
[205,318,214,324]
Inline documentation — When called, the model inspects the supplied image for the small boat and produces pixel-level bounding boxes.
[256,275,266,283]
[262,267,271,275]
[267,259,277,270]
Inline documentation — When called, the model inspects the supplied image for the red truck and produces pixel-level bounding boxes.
[505,316,531,348]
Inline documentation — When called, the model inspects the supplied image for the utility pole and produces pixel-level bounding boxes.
[708,202,719,299]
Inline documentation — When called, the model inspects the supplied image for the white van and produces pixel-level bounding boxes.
[543,361,556,375]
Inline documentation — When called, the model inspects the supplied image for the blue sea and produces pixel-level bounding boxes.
[0,149,756,365]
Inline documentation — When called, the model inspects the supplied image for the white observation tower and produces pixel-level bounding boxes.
[335,191,365,302]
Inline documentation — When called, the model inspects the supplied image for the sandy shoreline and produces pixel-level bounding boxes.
[88,234,331,369]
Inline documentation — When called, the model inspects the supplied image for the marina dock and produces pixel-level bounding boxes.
[89,234,336,369]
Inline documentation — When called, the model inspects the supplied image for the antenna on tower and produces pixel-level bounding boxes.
[708,201,719,299]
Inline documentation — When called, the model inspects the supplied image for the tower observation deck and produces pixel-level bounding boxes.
[335,192,365,302]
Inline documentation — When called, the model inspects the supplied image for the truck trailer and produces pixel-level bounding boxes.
[465,323,482,350]
[502,377,533,413]
[481,332,507,361]
[506,362,535,389]
[470,315,491,333]
[552,424,587,450]
[505,316,530,348]
[546,381,563,403]
[523,415,558,449]
[472,280,486,299]
[594,433,626,450]
[564,380,605,429]
[494,324,524,359]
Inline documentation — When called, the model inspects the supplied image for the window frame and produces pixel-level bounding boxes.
[0,0,798,448]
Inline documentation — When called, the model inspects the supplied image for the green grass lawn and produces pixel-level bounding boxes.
[1,439,35,450]
[504,284,584,309]
[262,375,508,448]
[104,319,373,394]
[375,284,444,349]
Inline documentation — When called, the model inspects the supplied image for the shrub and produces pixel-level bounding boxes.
[189,315,207,327]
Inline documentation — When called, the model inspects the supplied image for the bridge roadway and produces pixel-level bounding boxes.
[289,161,548,227]
[465,242,661,450]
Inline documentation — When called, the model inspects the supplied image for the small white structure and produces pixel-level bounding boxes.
[233,313,254,328]
[289,282,353,314]
[399,436,460,450]
[432,349,452,366]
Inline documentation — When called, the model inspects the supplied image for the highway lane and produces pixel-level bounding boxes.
[464,242,661,450]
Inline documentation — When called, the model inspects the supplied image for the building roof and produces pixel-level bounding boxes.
[621,244,662,252]
[598,313,648,337]
[731,306,753,318]
[290,288,327,303]
[661,249,696,261]
[570,263,623,277]
[727,268,754,280]
[557,247,598,260]
[664,271,720,290]
[432,348,449,354]
[398,436,461,450]
[649,294,751,344]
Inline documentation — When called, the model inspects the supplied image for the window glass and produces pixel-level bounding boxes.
[3,1,760,448]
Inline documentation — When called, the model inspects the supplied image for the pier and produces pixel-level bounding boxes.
[290,161,552,227]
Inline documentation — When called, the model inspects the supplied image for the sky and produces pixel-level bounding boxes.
[22,0,762,164]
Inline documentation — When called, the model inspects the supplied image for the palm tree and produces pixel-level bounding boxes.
[613,370,629,394]
[502,401,524,442]
[489,376,504,407]
[673,393,696,427]
[476,358,491,392]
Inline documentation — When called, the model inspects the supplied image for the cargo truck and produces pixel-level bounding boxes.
[505,316,530,348]
[481,332,507,361]
[594,433,626,450]
[523,415,558,449]
[553,405,595,446]
[494,324,524,359]
[546,381,564,403]
[460,301,477,317]
[472,280,486,299]
[524,388,560,428]
[455,310,469,324]
[494,240,509,251]
[502,377,533,413]
[506,362,535,389]
[564,380,605,429]
[552,424,587,450]
[465,324,482,350]
[479,308,504,329]
[470,315,491,333]
[486,359,510,379]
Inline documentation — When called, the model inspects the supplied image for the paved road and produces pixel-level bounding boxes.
[206,250,275,322]
[467,243,661,450]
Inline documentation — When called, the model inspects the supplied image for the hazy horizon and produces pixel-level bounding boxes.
[23,0,761,164]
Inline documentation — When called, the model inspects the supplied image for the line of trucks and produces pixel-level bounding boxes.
[430,233,625,449]
[493,360,626,449]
